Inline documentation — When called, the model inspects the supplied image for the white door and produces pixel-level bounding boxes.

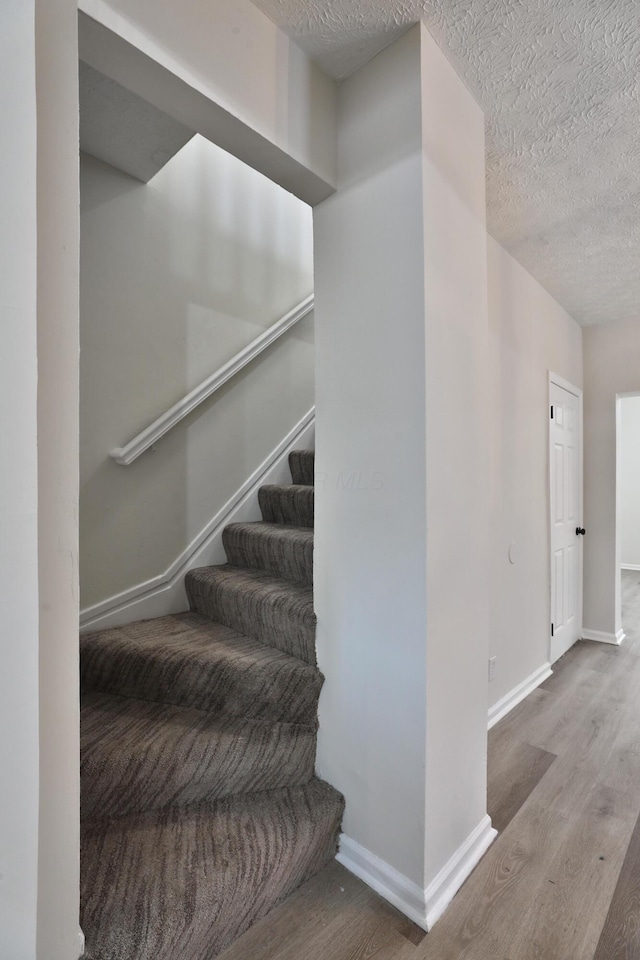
[549,377,583,664]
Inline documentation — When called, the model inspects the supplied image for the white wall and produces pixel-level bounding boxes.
[619,396,640,568]
[35,0,81,954]
[0,3,40,956]
[314,24,492,913]
[78,0,337,203]
[80,138,314,610]
[487,236,583,710]
[584,320,640,637]
[314,25,428,889]
[1,1,80,957]
[421,25,491,888]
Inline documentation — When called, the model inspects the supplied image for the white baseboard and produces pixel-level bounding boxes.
[487,662,553,730]
[337,815,497,931]
[581,628,625,646]
[337,835,427,930]
[621,564,640,572]
[80,409,315,631]
[77,927,85,957]
[424,815,497,928]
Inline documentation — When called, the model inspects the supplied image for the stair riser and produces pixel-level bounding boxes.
[82,720,316,820]
[259,485,314,527]
[289,450,314,486]
[223,526,313,585]
[81,650,322,725]
[185,572,316,665]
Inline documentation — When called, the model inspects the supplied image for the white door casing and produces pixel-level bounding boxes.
[549,374,583,664]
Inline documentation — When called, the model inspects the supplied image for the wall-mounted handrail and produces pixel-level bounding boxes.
[109,294,314,466]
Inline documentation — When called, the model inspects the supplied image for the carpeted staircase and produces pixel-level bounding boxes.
[80,450,344,960]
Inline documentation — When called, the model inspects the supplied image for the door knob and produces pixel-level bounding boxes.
[576,527,586,536]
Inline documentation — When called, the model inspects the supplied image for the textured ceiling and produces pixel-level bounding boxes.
[250,0,640,326]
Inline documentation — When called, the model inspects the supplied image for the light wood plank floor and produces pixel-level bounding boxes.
[218,572,640,960]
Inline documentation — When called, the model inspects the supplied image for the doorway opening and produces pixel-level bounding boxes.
[616,393,640,644]
[77,17,322,955]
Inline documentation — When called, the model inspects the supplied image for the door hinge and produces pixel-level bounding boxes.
[550,405,554,419]
[551,623,554,637]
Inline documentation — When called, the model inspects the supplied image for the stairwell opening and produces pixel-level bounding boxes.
[77,54,341,957]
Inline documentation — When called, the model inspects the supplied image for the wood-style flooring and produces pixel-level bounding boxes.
[218,571,640,960]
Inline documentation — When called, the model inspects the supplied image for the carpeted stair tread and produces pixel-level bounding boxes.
[289,450,314,486]
[258,483,314,527]
[223,522,313,585]
[185,564,316,665]
[81,778,344,960]
[80,612,322,724]
[81,692,316,820]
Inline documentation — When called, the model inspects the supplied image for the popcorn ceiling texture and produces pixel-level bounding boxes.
[251,0,640,326]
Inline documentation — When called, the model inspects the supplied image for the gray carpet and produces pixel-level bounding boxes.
[81,693,317,819]
[288,450,314,485]
[81,612,323,723]
[80,450,344,959]
[258,483,314,526]
[222,521,314,584]
[185,565,316,664]
[81,780,341,960]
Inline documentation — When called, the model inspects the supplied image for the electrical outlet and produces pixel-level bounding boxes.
[488,657,497,682]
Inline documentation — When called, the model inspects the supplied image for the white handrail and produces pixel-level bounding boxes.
[109,294,314,465]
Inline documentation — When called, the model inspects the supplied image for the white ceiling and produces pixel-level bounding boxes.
[251,0,640,326]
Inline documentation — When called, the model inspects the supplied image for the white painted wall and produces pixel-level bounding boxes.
[584,320,640,637]
[0,4,40,955]
[78,0,337,203]
[618,397,640,569]
[487,236,583,711]
[35,0,81,954]
[80,138,314,610]
[1,1,80,957]
[314,25,428,889]
[421,25,491,888]
[315,24,492,910]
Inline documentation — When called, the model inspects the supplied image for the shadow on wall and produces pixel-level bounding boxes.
[79,136,314,610]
